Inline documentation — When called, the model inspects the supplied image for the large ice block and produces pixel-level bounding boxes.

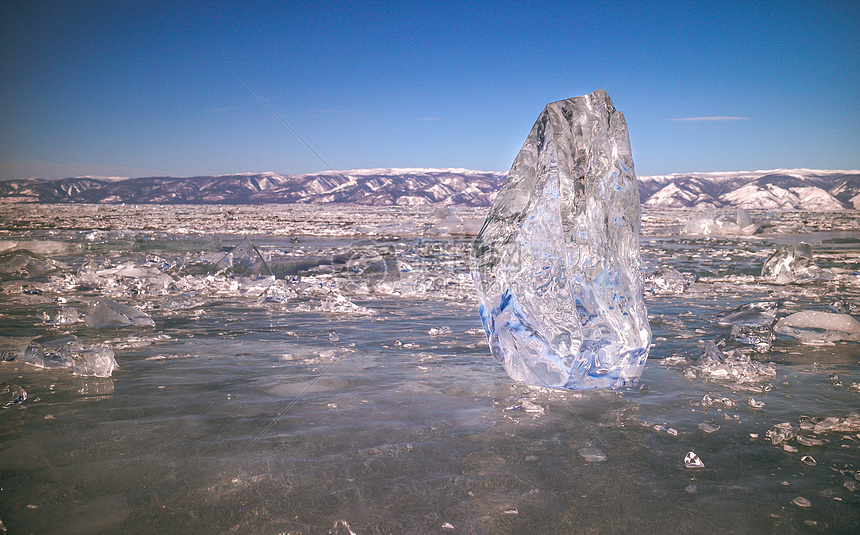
[472,90,651,389]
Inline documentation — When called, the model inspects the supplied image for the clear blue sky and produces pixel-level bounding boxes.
[1,0,858,180]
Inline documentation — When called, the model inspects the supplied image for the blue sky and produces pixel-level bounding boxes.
[1,0,858,180]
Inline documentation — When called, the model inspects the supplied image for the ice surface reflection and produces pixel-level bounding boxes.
[0,204,858,534]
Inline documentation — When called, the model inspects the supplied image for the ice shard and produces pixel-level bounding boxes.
[472,90,651,390]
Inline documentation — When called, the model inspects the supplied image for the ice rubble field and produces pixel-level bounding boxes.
[0,203,859,534]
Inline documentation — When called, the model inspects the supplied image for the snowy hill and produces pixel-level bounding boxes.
[1,168,858,210]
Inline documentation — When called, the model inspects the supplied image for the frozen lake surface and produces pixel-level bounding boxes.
[1,204,859,534]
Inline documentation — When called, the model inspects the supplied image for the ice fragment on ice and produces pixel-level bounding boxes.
[747,396,765,409]
[698,422,720,434]
[579,447,607,462]
[330,520,357,535]
[85,300,155,328]
[766,422,797,445]
[791,496,811,508]
[774,311,860,343]
[761,243,822,283]
[472,90,650,390]
[684,451,704,469]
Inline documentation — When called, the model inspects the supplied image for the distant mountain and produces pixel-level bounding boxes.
[0,169,506,207]
[638,169,860,211]
[1,168,858,210]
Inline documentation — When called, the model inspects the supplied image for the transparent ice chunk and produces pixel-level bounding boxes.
[736,207,759,235]
[761,243,822,283]
[716,301,778,327]
[766,422,797,445]
[717,302,778,350]
[472,90,650,389]
[73,347,117,378]
[578,447,607,462]
[42,306,80,325]
[85,300,155,328]
[76,259,174,297]
[1,384,27,408]
[736,207,754,229]
[684,451,704,469]
[730,324,775,350]
[160,292,211,310]
[216,237,274,279]
[688,340,777,384]
[23,335,84,369]
[213,237,276,295]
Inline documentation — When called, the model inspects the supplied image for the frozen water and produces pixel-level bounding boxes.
[73,347,117,378]
[774,310,860,343]
[472,90,650,389]
[1,204,860,534]
[85,300,155,328]
[760,242,822,283]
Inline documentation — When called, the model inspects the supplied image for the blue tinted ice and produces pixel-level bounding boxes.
[472,90,651,390]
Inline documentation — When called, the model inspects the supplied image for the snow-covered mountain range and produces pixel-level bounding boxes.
[638,169,860,211]
[1,168,858,210]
